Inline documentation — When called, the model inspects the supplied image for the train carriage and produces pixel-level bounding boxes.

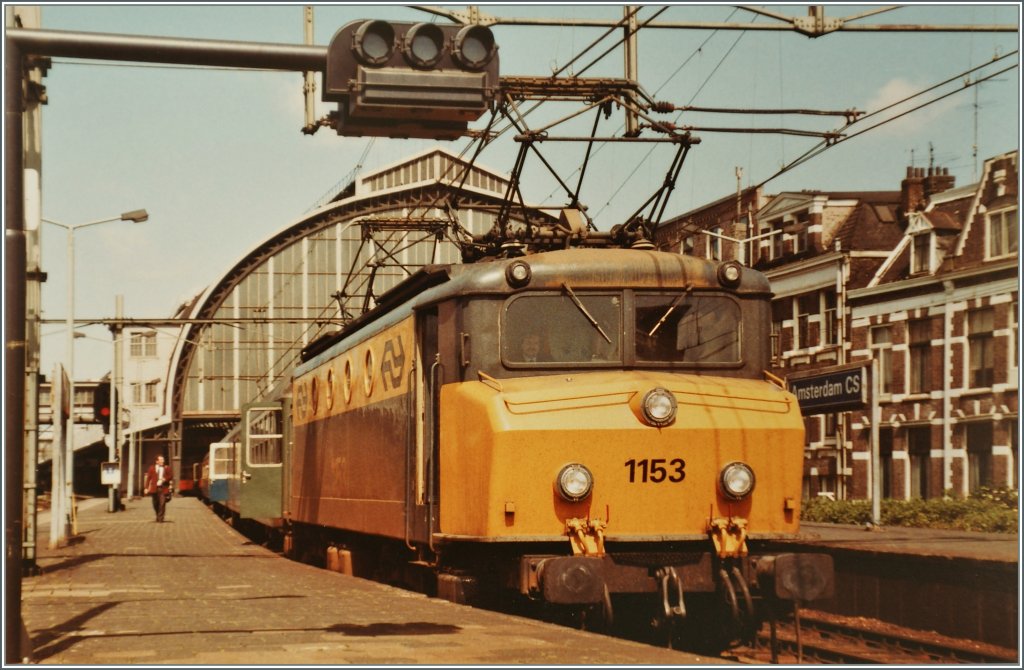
[285,245,834,648]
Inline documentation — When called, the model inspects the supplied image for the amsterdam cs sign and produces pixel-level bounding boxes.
[788,363,867,415]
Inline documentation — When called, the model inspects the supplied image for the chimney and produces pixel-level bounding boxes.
[924,165,956,199]
[901,166,926,214]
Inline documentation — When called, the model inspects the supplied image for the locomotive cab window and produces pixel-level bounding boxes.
[503,292,622,365]
[635,293,741,364]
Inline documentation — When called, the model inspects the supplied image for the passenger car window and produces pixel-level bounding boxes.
[636,294,741,363]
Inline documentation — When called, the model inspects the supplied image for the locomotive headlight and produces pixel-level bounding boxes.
[717,260,743,287]
[505,260,532,288]
[641,387,677,427]
[719,462,756,500]
[556,463,594,502]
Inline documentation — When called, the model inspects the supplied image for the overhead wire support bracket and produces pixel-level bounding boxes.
[663,104,864,125]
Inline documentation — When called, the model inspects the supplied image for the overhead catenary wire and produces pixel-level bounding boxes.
[594,15,753,220]
[541,7,742,210]
[752,55,1019,190]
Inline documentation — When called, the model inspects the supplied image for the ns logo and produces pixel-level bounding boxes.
[379,336,407,391]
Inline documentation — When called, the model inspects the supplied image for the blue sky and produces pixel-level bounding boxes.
[20,3,1021,379]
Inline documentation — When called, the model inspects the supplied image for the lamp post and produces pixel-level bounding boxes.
[42,209,149,518]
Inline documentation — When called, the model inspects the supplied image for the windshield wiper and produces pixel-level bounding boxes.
[647,292,688,338]
[562,283,612,344]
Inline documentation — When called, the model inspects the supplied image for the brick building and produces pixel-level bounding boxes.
[845,151,1018,500]
[655,150,1019,501]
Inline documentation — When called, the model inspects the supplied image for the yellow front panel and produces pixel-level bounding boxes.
[439,371,804,539]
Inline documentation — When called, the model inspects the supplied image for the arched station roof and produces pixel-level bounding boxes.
[167,147,553,426]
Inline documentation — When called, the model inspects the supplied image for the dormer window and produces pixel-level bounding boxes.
[911,232,932,274]
[987,207,1018,259]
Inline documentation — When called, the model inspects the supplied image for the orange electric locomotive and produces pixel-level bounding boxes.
[283,240,834,649]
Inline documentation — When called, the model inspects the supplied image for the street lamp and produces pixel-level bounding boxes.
[42,209,149,518]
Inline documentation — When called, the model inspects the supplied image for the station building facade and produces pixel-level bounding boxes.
[116,148,552,493]
[655,149,1019,501]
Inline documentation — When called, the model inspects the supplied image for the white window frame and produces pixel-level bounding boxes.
[911,232,933,274]
[986,207,1018,260]
[130,331,158,358]
[871,324,893,395]
[708,226,722,261]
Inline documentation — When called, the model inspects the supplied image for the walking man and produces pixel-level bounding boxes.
[143,455,173,522]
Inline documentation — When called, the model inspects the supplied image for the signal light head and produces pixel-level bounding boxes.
[453,25,497,70]
[403,23,445,68]
[352,20,395,65]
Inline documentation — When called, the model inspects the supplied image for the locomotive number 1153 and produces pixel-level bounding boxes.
[624,458,686,483]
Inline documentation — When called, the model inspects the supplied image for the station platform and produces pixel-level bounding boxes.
[764,521,1019,650]
[793,521,1019,563]
[21,496,728,665]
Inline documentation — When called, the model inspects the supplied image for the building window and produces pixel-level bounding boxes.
[1012,302,1019,371]
[796,293,819,349]
[880,427,893,498]
[132,382,159,405]
[771,298,789,358]
[908,319,932,394]
[908,426,931,499]
[1011,422,1019,490]
[967,422,993,493]
[130,331,157,358]
[708,226,722,261]
[681,236,694,255]
[793,212,809,254]
[824,413,837,438]
[794,227,807,254]
[968,308,994,387]
[986,208,1018,259]
[912,233,932,274]
[871,325,893,394]
[823,290,838,345]
[771,221,784,259]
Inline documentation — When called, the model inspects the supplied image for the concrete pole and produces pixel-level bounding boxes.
[108,295,123,512]
[128,429,136,499]
[49,364,66,550]
[942,281,954,493]
[871,357,881,524]
[65,223,76,531]
[4,29,28,664]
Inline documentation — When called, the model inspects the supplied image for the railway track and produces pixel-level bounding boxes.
[219,507,1016,664]
[729,609,1019,664]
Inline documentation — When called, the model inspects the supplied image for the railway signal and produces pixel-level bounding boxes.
[91,384,113,433]
[322,20,500,140]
